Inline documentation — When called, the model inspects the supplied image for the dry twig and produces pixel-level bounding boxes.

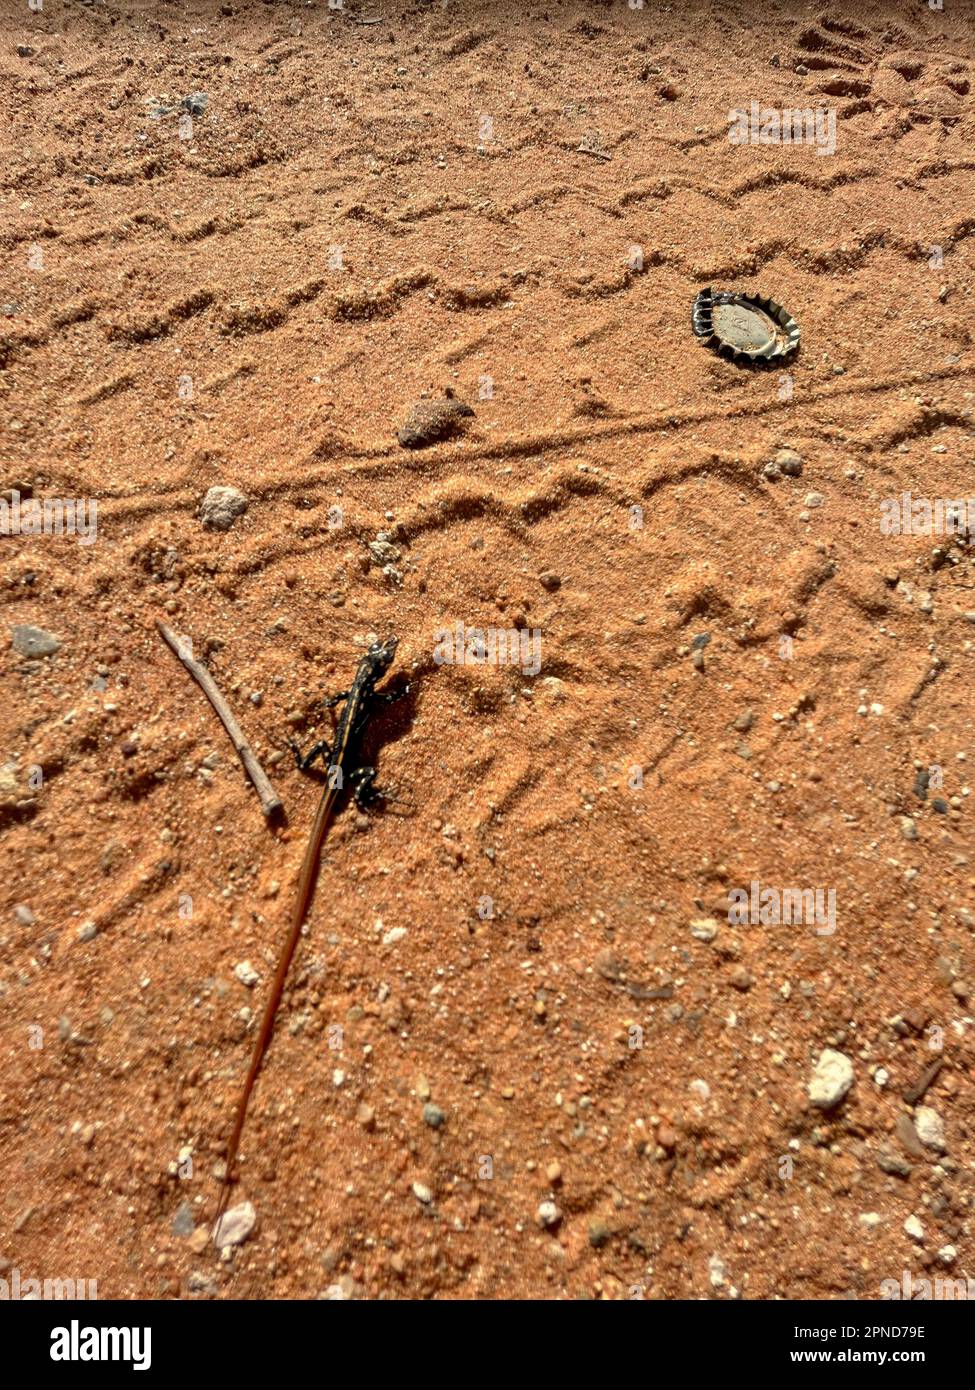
[155,620,282,820]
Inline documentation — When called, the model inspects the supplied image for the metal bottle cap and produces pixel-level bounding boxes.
[692,287,800,362]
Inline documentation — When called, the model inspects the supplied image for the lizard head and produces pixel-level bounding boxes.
[367,636,398,673]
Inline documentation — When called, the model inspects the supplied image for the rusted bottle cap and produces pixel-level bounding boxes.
[692,287,800,362]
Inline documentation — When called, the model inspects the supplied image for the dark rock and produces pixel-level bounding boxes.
[397,397,474,449]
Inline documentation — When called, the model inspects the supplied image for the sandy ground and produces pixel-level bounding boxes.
[1,0,974,1301]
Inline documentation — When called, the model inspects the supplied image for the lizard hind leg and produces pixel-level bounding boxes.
[348,765,379,810]
[349,766,414,813]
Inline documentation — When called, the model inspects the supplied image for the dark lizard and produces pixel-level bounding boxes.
[214,636,405,1232]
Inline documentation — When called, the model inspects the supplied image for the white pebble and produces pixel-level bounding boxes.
[904,1214,924,1242]
[213,1200,257,1248]
[913,1106,946,1153]
[809,1049,854,1109]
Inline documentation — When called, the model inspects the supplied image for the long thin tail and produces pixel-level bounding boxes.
[213,788,337,1234]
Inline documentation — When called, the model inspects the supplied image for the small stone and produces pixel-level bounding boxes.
[903,1213,924,1242]
[422,1103,446,1130]
[77,921,98,942]
[729,966,753,992]
[656,1124,677,1152]
[540,676,567,700]
[804,492,824,509]
[894,1113,926,1158]
[776,448,803,476]
[690,917,718,942]
[732,709,754,732]
[536,1200,561,1229]
[397,397,474,449]
[913,1106,946,1153]
[876,1147,911,1178]
[213,1200,257,1248]
[808,1048,854,1109]
[858,1212,882,1229]
[382,926,407,946]
[187,1227,210,1255]
[11,625,61,658]
[356,1102,376,1130]
[545,1160,563,1185]
[322,1276,356,1301]
[411,1181,433,1205]
[899,816,918,841]
[171,1200,195,1237]
[937,1244,957,1266]
[199,486,248,532]
[234,960,259,988]
[538,571,562,591]
[14,904,35,926]
[588,1219,612,1249]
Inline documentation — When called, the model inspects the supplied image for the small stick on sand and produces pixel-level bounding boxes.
[155,620,282,821]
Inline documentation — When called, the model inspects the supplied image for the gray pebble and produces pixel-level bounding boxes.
[199,486,248,532]
[11,625,61,658]
[422,1102,446,1130]
[171,1200,195,1237]
[877,1147,911,1177]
